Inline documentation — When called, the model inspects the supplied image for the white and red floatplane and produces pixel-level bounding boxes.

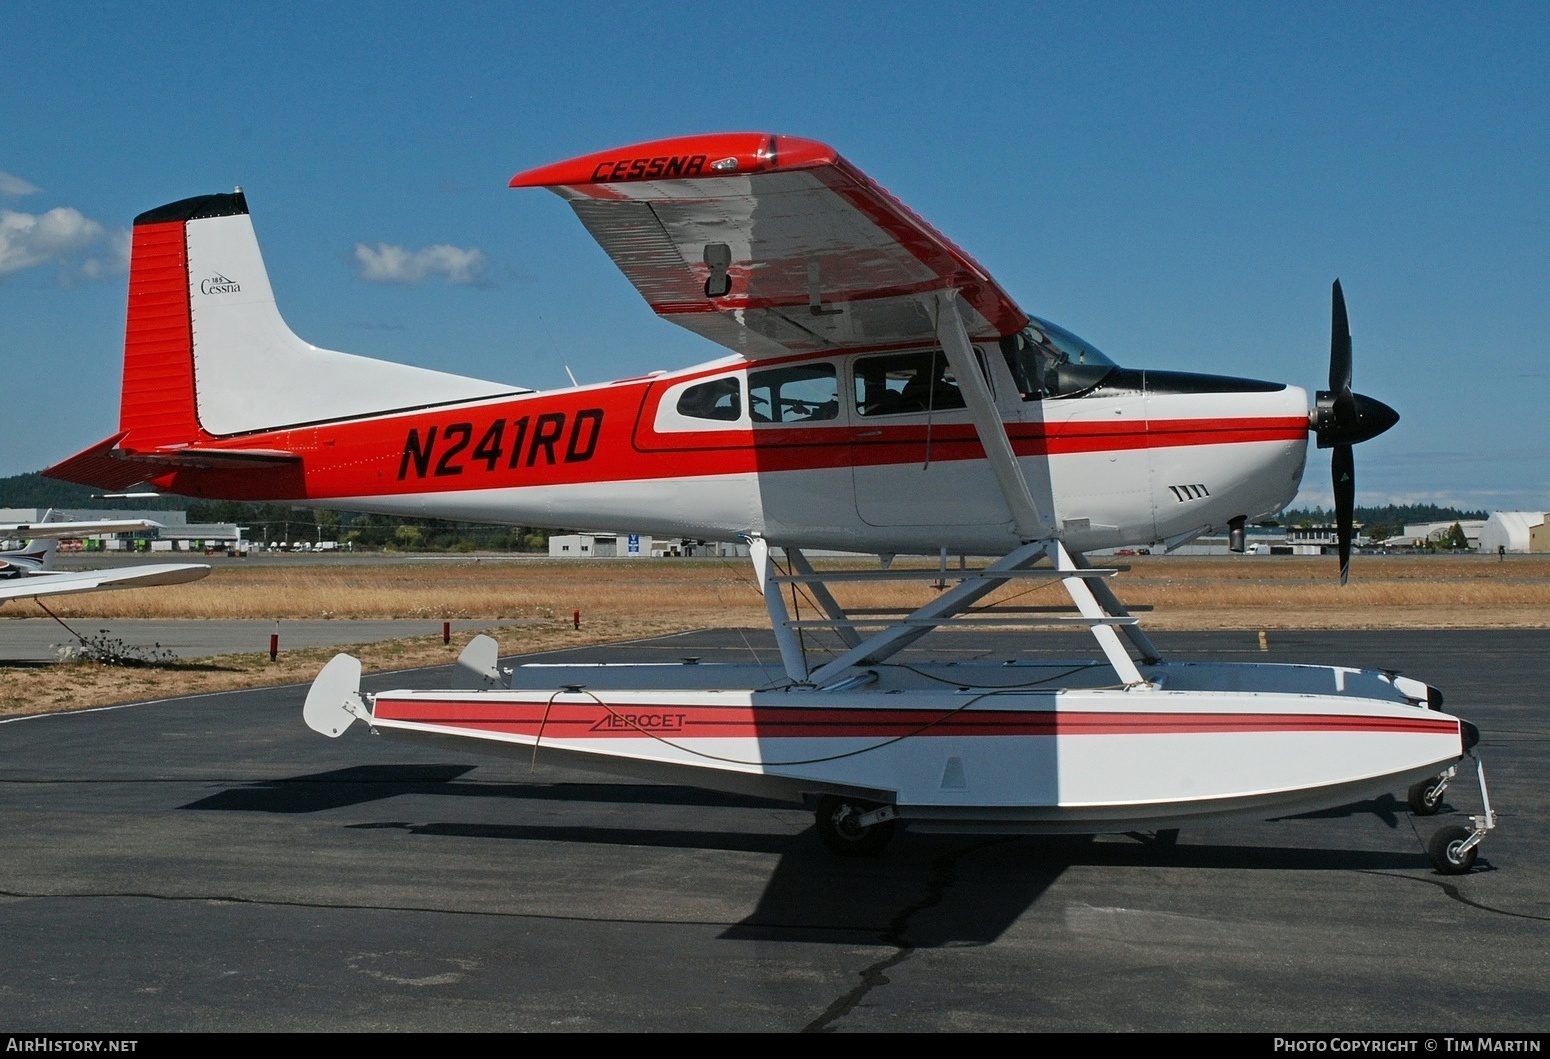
[47,133,1495,871]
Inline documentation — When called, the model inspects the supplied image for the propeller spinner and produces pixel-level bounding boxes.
[1310,280,1400,584]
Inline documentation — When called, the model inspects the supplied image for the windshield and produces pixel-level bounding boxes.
[999,317,1117,399]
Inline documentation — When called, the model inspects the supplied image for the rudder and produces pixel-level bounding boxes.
[118,194,246,448]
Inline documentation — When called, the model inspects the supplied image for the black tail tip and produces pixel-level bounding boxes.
[135,190,249,226]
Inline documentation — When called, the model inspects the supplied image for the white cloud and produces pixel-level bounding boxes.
[0,207,121,277]
[0,170,39,196]
[354,241,487,285]
[76,230,133,281]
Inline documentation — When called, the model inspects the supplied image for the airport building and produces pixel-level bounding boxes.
[0,508,245,552]
[547,533,747,559]
[1400,520,1487,550]
[1477,511,1550,554]
[1167,526,1332,557]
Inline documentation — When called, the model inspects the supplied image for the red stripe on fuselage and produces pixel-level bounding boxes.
[145,366,1308,501]
[372,697,1457,741]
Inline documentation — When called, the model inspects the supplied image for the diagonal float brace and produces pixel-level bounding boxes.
[786,547,862,650]
[1067,548,1163,665]
[805,540,1048,686]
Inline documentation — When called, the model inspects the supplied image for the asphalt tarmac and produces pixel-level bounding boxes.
[1,628,1546,1032]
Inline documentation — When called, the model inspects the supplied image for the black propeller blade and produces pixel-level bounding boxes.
[1311,280,1399,585]
[1330,280,1353,416]
[1332,444,1355,585]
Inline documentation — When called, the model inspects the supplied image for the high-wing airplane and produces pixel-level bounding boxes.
[45,133,1492,873]
[0,512,210,605]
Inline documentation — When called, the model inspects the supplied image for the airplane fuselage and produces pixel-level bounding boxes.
[141,344,1309,555]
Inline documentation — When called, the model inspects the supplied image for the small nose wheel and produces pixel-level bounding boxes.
[814,796,897,857]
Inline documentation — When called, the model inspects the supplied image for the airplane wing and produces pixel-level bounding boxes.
[510,133,1028,358]
[0,518,160,539]
[0,564,210,604]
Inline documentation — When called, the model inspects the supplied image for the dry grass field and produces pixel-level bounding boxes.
[21,552,1550,627]
[3,552,1548,717]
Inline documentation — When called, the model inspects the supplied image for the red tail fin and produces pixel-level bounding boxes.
[116,197,246,447]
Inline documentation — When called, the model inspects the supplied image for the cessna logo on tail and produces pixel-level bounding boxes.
[200,273,241,295]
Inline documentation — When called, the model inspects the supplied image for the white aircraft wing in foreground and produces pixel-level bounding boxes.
[0,562,210,604]
[0,511,210,605]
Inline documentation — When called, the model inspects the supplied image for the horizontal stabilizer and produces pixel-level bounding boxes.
[126,446,302,470]
[44,433,145,491]
[44,432,301,490]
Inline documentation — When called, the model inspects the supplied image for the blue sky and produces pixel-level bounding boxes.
[2,2,1545,510]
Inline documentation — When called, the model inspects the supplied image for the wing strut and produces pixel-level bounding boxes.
[932,290,1050,541]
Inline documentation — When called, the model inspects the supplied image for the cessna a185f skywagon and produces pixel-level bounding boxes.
[47,133,1495,872]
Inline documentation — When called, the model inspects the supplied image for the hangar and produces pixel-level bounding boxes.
[1477,511,1550,555]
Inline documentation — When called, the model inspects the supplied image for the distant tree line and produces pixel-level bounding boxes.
[182,502,551,552]
[0,472,187,511]
[1280,503,1488,543]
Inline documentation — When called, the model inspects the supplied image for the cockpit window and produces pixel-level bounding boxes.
[999,317,1117,400]
[676,376,742,421]
[749,363,838,423]
[853,350,968,416]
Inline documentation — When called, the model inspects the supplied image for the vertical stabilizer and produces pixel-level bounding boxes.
[117,191,522,444]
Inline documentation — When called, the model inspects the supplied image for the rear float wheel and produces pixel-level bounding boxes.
[1428,825,1477,875]
[814,796,895,857]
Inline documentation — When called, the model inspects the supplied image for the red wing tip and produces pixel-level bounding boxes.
[509,133,837,189]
